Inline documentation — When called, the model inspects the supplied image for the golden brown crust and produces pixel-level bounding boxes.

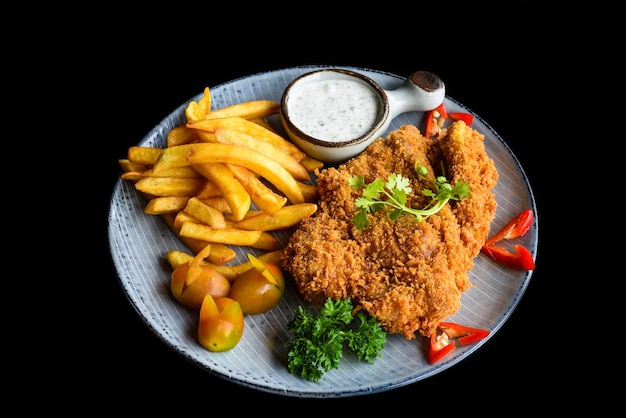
[282,123,498,339]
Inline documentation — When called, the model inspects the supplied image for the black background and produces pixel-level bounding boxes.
[63,3,585,413]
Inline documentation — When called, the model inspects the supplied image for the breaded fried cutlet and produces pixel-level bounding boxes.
[282,122,498,339]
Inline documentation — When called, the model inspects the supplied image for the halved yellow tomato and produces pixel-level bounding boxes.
[198,295,244,352]
[170,244,231,309]
[229,254,285,314]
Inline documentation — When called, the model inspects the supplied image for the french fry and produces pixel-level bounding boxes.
[128,146,161,165]
[179,222,263,247]
[185,90,278,124]
[297,181,320,203]
[183,196,227,229]
[227,164,287,213]
[134,177,206,197]
[198,100,279,121]
[250,232,279,251]
[179,238,236,265]
[120,171,149,181]
[192,163,251,221]
[121,166,202,181]
[249,117,275,132]
[204,243,235,264]
[174,210,200,229]
[165,249,283,282]
[214,127,310,181]
[167,124,200,147]
[233,203,317,231]
[195,130,217,143]
[201,197,231,214]
[165,249,194,270]
[224,210,262,222]
[218,249,283,281]
[144,196,190,215]
[152,143,305,204]
[160,213,236,264]
[121,91,323,274]
[119,159,148,173]
[211,249,283,281]
[301,156,324,172]
[185,87,212,122]
[221,221,278,250]
[195,181,223,199]
[187,117,306,162]
[255,249,284,265]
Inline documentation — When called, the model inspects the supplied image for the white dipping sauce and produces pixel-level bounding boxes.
[287,78,381,142]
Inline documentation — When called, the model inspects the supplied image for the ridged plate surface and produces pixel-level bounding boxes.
[108,65,538,398]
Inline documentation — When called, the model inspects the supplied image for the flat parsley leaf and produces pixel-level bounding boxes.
[349,162,470,229]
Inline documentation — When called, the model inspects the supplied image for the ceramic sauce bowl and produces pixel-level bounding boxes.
[280,69,445,164]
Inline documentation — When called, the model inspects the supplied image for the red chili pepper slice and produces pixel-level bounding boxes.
[424,102,448,139]
[484,209,534,247]
[481,209,535,270]
[438,322,490,345]
[428,330,455,364]
[427,322,490,364]
[481,243,535,270]
[435,102,448,119]
[448,112,474,126]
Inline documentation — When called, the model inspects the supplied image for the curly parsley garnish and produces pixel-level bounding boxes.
[286,298,387,382]
[349,162,471,229]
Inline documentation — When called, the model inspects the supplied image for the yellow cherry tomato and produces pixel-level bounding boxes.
[229,254,285,314]
[198,295,244,352]
[171,262,230,309]
[170,244,231,310]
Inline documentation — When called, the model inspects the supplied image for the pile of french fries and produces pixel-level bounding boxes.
[118,87,322,278]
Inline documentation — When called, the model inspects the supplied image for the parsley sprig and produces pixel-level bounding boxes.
[349,162,471,229]
[286,298,387,382]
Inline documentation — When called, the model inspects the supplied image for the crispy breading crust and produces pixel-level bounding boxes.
[282,123,498,339]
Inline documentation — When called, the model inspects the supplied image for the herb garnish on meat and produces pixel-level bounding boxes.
[349,162,470,229]
[286,298,387,382]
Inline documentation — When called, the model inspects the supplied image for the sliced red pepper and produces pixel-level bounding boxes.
[481,243,535,270]
[435,102,448,119]
[424,102,448,139]
[428,329,455,364]
[448,112,474,126]
[481,209,535,270]
[427,322,490,364]
[438,322,490,345]
[484,209,534,247]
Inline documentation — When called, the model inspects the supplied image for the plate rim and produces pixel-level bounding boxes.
[108,65,538,398]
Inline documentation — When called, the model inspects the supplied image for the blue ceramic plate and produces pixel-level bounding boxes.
[108,65,538,398]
